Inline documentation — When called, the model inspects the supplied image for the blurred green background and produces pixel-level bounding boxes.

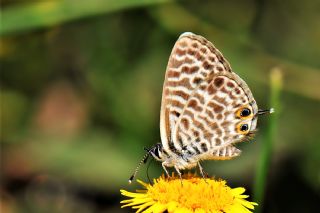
[1,0,319,212]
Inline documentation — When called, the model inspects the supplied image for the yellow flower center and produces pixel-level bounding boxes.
[146,174,235,211]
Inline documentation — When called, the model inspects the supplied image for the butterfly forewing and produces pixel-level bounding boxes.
[161,33,235,154]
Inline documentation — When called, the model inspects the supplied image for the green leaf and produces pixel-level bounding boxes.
[1,0,172,36]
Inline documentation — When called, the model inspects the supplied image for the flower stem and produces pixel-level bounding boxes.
[253,67,282,212]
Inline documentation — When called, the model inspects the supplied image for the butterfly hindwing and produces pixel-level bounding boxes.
[173,72,257,160]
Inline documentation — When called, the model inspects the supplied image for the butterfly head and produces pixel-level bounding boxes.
[128,143,163,183]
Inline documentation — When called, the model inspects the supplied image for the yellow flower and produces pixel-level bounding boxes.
[120,173,257,213]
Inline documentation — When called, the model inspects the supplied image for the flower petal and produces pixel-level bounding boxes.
[231,187,246,195]
[236,198,258,210]
[133,201,156,213]
[120,189,147,198]
[143,202,167,213]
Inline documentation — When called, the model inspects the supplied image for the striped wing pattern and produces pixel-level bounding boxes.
[174,74,252,160]
[160,32,258,162]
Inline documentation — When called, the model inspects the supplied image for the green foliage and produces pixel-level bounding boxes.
[1,0,172,36]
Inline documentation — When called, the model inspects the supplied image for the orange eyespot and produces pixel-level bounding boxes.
[236,123,250,134]
[236,106,253,119]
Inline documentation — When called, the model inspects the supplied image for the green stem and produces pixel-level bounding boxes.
[253,67,282,212]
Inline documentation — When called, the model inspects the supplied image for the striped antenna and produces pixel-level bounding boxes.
[128,151,150,184]
[258,108,274,115]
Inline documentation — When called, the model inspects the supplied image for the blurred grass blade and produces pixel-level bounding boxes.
[0,0,172,36]
[253,67,283,212]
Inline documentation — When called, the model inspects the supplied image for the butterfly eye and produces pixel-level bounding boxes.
[240,124,249,132]
[240,108,251,117]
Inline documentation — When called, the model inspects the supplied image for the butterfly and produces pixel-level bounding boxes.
[129,32,273,182]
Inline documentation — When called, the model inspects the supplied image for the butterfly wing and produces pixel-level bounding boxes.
[160,32,234,156]
[173,72,258,160]
[160,32,258,162]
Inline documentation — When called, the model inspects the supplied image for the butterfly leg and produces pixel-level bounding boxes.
[174,166,183,180]
[173,166,183,185]
[162,162,170,177]
[197,162,208,178]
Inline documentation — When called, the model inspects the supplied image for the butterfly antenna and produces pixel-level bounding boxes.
[129,151,150,184]
[258,108,274,115]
